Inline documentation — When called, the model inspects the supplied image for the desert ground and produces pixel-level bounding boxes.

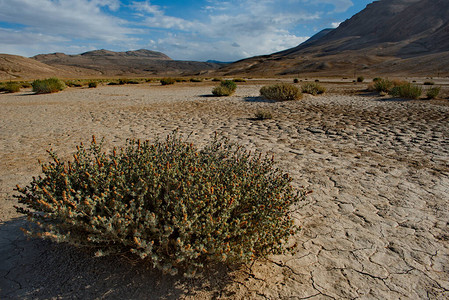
[1,80,448,299]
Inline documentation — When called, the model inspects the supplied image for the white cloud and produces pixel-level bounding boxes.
[331,22,341,28]
[0,0,132,44]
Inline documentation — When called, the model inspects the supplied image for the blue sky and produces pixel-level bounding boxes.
[0,0,375,61]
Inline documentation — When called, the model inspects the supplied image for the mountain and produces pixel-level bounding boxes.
[219,0,449,77]
[33,49,221,76]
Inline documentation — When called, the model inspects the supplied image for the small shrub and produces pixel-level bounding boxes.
[373,77,382,82]
[161,78,176,85]
[108,82,119,86]
[212,80,237,97]
[233,78,246,82]
[426,86,441,99]
[390,83,422,99]
[423,81,435,85]
[190,78,203,82]
[374,78,393,93]
[21,82,32,88]
[88,82,98,88]
[293,78,299,84]
[32,78,66,94]
[254,110,273,120]
[260,83,302,101]
[211,78,221,82]
[301,82,326,96]
[357,76,364,83]
[1,82,21,93]
[14,133,304,277]
[315,79,320,82]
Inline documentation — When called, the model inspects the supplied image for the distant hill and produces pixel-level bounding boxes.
[219,0,449,77]
[33,49,221,77]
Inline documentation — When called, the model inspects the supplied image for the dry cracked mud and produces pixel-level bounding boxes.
[1,83,448,299]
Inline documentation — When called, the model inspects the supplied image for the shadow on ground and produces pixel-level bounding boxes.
[0,218,237,299]
[243,96,275,103]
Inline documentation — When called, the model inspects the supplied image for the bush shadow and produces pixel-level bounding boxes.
[0,218,238,299]
[243,96,275,103]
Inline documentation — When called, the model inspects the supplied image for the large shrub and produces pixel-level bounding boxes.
[390,83,422,99]
[373,78,393,93]
[301,82,326,96]
[160,78,176,85]
[212,80,237,96]
[0,82,21,93]
[32,78,66,94]
[15,133,303,277]
[260,83,302,101]
[426,86,441,99]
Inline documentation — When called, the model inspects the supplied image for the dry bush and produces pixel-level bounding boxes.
[260,83,302,101]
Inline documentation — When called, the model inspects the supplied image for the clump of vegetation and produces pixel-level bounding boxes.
[189,78,203,83]
[15,133,304,277]
[32,78,66,94]
[233,78,246,82]
[0,82,21,93]
[301,82,326,96]
[423,81,435,85]
[293,78,299,84]
[254,110,273,120]
[373,78,393,93]
[212,80,237,96]
[20,81,32,88]
[88,82,98,88]
[260,83,302,101]
[426,86,441,99]
[211,78,222,82]
[357,76,364,83]
[390,82,422,99]
[107,82,119,86]
[161,78,176,85]
[314,79,320,83]
[118,79,139,85]
[373,77,382,82]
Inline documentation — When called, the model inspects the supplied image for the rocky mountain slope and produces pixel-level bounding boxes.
[219,0,449,77]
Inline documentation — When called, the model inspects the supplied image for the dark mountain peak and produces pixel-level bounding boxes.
[78,49,171,60]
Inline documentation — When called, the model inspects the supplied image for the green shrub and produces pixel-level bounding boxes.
[426,86,441,99]
[374,78,393,93]
[254,110,273,120]
[293,78,299,84]
[107,82,119,86]
[390,83,422,99]
[161,78,176,85]
[32,78,66,94]
[423,81,435,85]
[357,76,364,83]
[1,82,21,93]
[373,77,382,82]
[212,80,237,97]
[301,82,326,96]
[88,82,98,88]
[233,78,246,82]
[260,83,302,101]
[15,133,303,277]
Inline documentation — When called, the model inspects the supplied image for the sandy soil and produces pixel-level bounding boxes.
[1,82,448,299]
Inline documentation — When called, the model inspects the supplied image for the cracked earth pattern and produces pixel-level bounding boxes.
[1,84,448,299]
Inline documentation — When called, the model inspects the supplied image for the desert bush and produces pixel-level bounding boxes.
[88,82,98,88]
[314,79,320,82]
[254,110,273,120]
[161,78,176,85]
[212,80,237,97]
[357,76,364,83]
[293,78,299,84]
[21,81,32,88]
[15,133,303,277]
[211,78,221,82]
[118,79,139,85]
[260,83,302,101]
[373,78,393,93]
[373,77,381,82]
[301,82,326,96]
[423,81,435,85]
[32,78,66,94]
[0,82,21,93]
[189,78,203,82]
[426,86,441,99]
[390,83,422,99]
[107,82,119,86]
[233,78,246,82]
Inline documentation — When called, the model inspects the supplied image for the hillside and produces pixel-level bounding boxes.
[33,49,221,77]
[219,0,449,77]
